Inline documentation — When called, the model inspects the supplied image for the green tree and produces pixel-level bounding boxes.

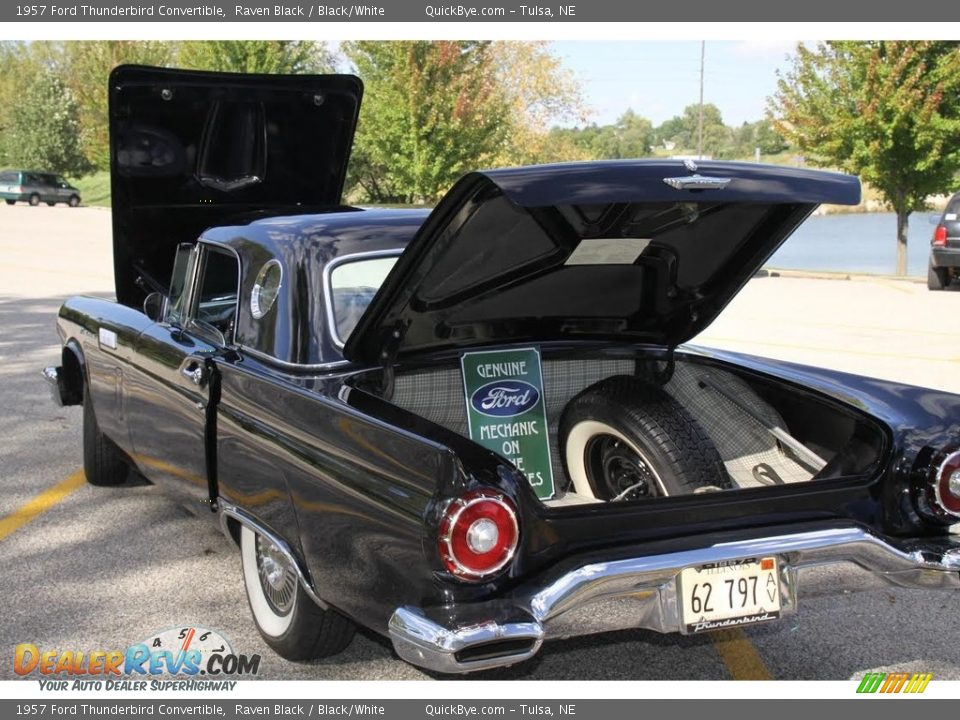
[0,42,65,166]
[61,41,174,169]
[344,41,507,203]
[770,41,960,275]
[553,110,654,161]
[613,110,654,157]
[652,104,731,157]
[176,41,333,74]
[3,69,90,176]
[343,41,587,201]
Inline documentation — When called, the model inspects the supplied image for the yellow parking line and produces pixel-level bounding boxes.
[711,629,773,680]
[0,470,86,542]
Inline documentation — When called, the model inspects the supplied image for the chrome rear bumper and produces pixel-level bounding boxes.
[389,526,960,674]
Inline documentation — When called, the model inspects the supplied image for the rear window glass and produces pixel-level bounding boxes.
[947,195,960,215]
[329,256,398,345]
[0,171,18,183]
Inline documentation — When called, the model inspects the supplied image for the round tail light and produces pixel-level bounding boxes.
[438,490,519,580]
[934,451,960,518]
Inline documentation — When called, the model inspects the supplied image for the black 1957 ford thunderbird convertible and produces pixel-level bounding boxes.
[43,66,960,674]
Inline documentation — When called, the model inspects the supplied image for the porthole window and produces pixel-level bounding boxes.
[250,260,282,319]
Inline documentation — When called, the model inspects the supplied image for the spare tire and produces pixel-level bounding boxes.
[559,375,731,501]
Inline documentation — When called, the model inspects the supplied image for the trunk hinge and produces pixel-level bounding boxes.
[379,322,405,401]
[637,345,675,385]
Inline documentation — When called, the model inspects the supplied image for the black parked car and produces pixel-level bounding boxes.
[0,170,81,207]
[43,67,960,674]
[929,191,960,290]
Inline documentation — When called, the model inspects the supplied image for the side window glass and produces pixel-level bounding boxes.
[164,243,195,326]
[192,248,240,344]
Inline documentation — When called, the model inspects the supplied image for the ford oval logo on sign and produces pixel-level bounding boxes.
[470,381,541,418]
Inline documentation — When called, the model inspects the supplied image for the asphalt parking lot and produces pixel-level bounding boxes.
[2,204,959,682]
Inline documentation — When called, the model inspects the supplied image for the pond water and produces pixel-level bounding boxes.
[766,211,937,278]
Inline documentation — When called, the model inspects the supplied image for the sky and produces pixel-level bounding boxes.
[550,40,803,128]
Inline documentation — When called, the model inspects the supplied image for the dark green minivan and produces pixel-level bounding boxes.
[0,170,81,207]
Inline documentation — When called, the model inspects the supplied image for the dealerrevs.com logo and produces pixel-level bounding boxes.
[15,626,260,691]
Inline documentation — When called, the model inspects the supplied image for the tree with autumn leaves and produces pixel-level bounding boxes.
[771,41,960,276]
[343,40,585,203]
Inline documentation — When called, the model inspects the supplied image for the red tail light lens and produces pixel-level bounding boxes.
[934,451,960,518]
[933,225,948,246]
[438,491,519,579]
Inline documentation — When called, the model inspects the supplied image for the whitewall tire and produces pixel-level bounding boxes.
[239,525,355,660]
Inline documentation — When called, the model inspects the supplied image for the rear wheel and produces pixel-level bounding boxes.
[82,391,128,486]
[4,199,14,205]
[560,376,731,500]
[28,193,40,206]
[68,195,80,207]
[928,261,947,291]
[240,525,355,661]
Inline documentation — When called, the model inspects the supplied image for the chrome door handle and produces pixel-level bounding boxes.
[180,362,207,387]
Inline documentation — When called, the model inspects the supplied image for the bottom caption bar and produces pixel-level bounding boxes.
[4,699,952,718]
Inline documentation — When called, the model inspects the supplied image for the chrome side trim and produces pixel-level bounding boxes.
[238,344,354,373]
[322,249,403,349]
[218,502,328,609]
[388,526,960,673]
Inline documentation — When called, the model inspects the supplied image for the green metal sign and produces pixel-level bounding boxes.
[460,347,555,500]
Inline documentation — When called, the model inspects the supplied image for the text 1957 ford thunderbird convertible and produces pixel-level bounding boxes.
[43,66,960,674]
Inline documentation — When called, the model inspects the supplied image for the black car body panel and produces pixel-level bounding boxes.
[43,66,960,674]
[345,162,861,364]
[109,65,363,308]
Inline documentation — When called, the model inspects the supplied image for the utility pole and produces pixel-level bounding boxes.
[697,40,705,160]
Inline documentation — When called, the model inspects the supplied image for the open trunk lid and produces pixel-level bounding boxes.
[109,64,362,307]
[344,160,860,364]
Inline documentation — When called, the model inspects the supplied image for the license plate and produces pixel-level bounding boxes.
[678,557,781,633]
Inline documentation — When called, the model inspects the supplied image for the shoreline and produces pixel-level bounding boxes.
[757,267,925,283]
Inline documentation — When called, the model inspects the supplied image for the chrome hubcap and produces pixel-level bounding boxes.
[586,434,665,501]
[255,534,297,615]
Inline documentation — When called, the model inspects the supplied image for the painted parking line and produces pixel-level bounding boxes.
[0,470,85,542]
[710,628,773,680]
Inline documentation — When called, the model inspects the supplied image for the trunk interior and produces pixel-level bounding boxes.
[353,351,886,508]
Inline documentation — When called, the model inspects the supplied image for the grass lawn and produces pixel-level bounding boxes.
[74,171,111,207]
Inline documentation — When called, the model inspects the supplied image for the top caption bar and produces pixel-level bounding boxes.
[0,0,931,21]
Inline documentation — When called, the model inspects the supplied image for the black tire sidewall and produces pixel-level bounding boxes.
[82,388,126,486]
[560,376,730,500]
